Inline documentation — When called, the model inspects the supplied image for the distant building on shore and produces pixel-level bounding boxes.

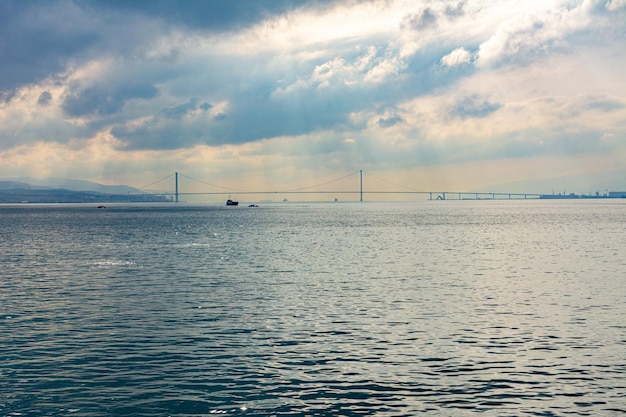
[540,190,626,199]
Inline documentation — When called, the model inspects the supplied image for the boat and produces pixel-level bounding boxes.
[248,204,258,207]
[226,199,239,206]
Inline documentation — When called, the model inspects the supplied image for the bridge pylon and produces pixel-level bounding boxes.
[175,172,179,203]
[360,170,363,202]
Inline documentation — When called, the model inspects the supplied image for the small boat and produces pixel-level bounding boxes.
[226,199,239,206]
[248,204,258,207]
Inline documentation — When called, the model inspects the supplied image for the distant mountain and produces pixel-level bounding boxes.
[0,178,171,203]
[6,177,138,194]
[0,180,31,190]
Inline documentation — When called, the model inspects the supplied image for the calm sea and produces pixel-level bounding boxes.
[1,201,625,416]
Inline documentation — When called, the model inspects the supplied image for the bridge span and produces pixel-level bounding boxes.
[133,171,542,202]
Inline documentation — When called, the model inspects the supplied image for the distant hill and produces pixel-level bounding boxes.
[0,180,31,190]
[0,178,171,203]
[6,177,138,194]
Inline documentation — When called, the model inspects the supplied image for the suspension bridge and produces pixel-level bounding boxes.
[129,171,542,202]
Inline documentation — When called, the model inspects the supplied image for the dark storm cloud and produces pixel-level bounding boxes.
[61,86,127,118]
[62,81,158,117]
[86,0,335,31]
[0,0,336,94]
[111,119,209,150]
[121,82,160,101]
[110,98,216,149]
[0,1,99,93]
[110,79,362,150]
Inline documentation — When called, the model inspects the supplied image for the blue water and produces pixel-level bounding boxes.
[1,201,625,416]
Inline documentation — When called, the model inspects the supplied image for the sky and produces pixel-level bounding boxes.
[0,0,625,197]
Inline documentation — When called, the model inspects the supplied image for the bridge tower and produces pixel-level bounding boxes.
[175,172,179,203]
[360,169,363,202]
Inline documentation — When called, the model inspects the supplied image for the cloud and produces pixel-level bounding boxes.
[0,0,624,193]
[401,1,467,34]
[86,0,334,32]
[451,96,502,119]
[0,90,17,103]
[444,2,466,18]
[474,1,626,68]
[584,96,625,112]
[62,81,158,117]
[0,1,331,95]
[605,0,626,11]
[110,98,217,150]
[161,98,212,119]
[37,91,52,106]
[441,47,472,67]
[377,114,404,128]
[0,2,99,93]
[403,7,439,31]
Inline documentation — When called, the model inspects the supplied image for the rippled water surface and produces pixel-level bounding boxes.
[1,201,625,416]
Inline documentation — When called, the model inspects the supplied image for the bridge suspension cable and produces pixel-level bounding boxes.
[362,170,422,192]
[132,173,176,193]
[178,173,243,192]
[284,170,360,192]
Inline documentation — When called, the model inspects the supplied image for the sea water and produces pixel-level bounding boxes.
[1,201,625,416]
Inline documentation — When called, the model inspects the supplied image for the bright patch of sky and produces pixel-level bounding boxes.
[0,0,624,196]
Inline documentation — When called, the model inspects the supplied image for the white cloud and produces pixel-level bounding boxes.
[606,0,626,11]
[211,1,403,56]
[441,47,472,67]
[364,57,406,83]
[473,0,616,68]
